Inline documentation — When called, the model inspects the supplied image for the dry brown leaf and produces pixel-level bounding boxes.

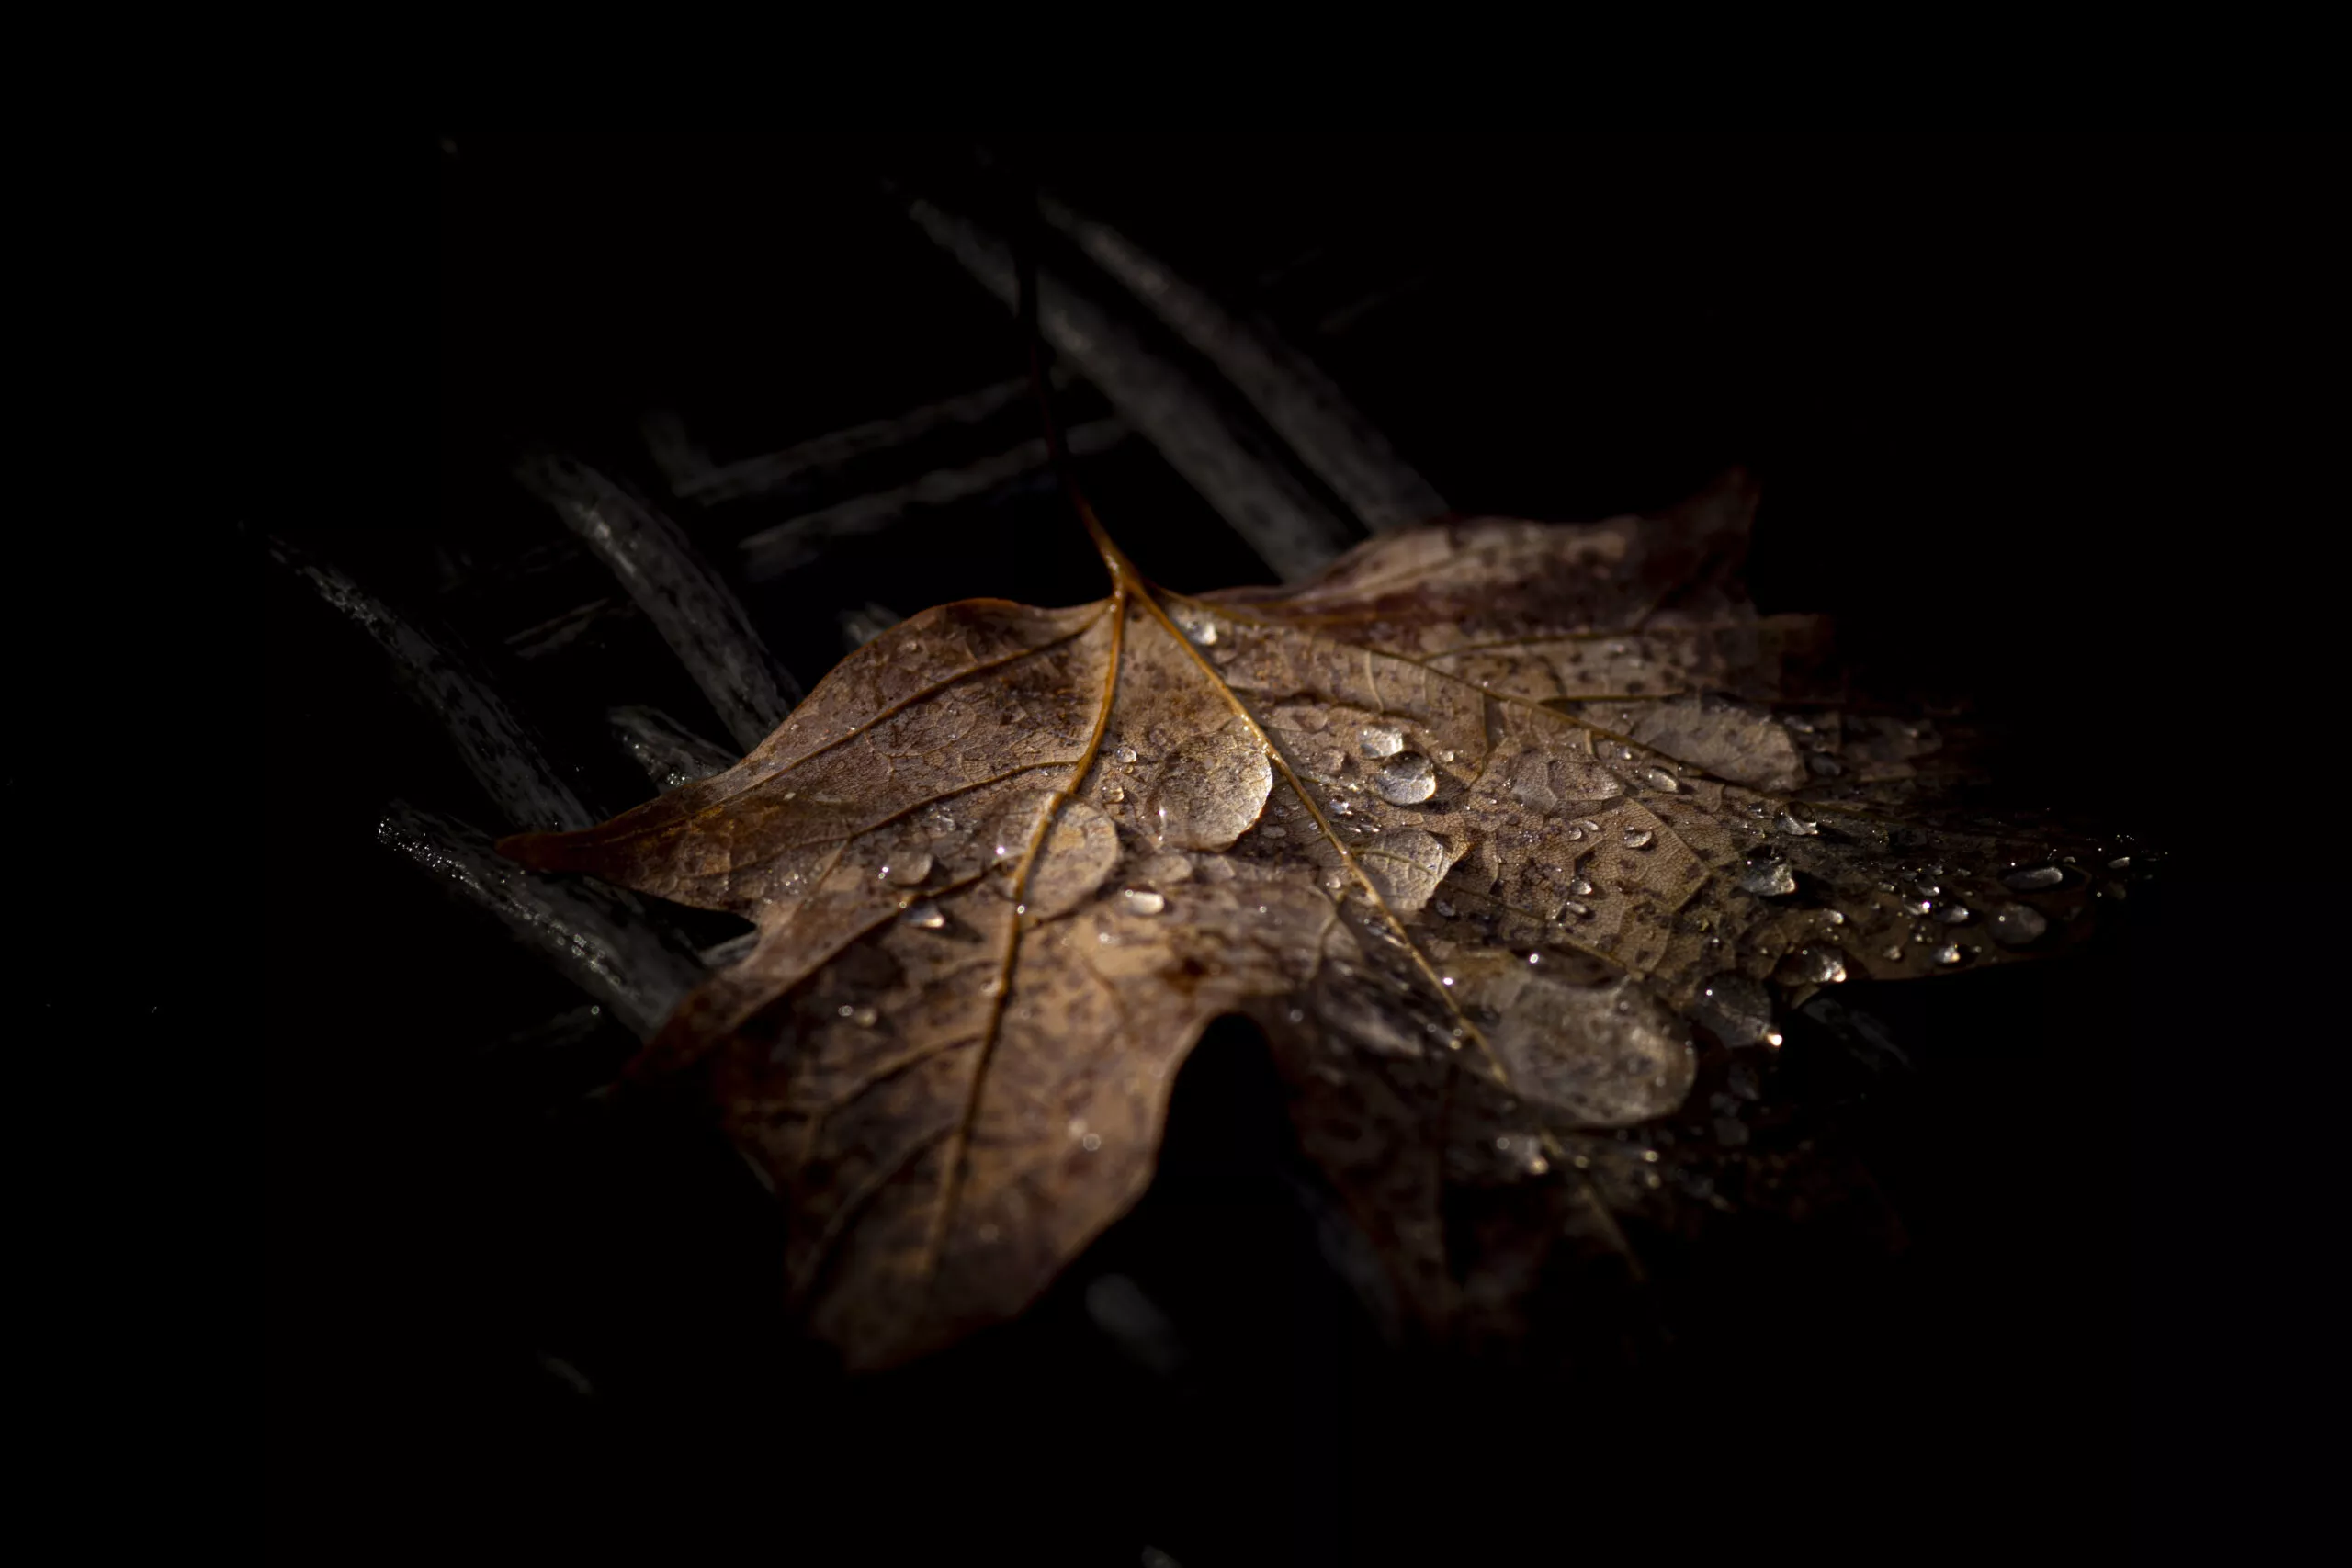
[501,470,2118,1369]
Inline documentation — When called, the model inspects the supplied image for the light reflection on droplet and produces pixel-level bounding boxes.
[1374,752,1438,805]
[879,852,933,886]
[1989,904,2049,946]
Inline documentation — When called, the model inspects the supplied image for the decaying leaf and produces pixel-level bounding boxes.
[502,470,2125,1369]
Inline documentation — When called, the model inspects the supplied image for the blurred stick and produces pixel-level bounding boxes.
[517,454,801,750]
[1039,195,1447,533]
[379,802,706,1043]
[904,194,1359,581]
[607,705,736,794]
[269,539,595,833]
[650,376,1052,506]
[738,416,1124,582]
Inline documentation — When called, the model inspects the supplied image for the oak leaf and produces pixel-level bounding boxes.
[502,471,2116,1369]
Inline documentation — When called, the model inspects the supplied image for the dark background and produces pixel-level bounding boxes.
[243,136,2329,1563]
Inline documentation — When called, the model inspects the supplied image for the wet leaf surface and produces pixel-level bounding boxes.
[501,470,2136,1370]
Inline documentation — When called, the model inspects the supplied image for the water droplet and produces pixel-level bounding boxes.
[1562,900,1591,919]
[1527,952,1542,964]
[906,903,946,930]
[851,1005,878,1027]
[1781,946,1849,985]
[879,852,933,886]
[2107,855,2132,872]
[1775,812,1819,837]
[1114,744,1138,764]
[1438,750,1456,764]
[1528,1155,1551,1175]
[1622,827,1655,850]
[1358,724,1406,760]
[1568,875,1594,896]
[2003,864,2065,891]
[1933,902,1972,924]
[1932,942,1967,965]
[1882,943,1904,961]
[1170,604,1219,645]
[1148,727,1275,851]
[1434,899,1456,918]
[1441,975,1456,987]
[1641,766,1680,793]
[1374,752,1439,806]
[1120,887,1167,916]
[836,1004,854,1018]
[1101,781,1125,804]
[1739,857,1798,897]
[1989,904,2049,946]
[1080,1133,1102,1152]
[1693,973,1774,1047]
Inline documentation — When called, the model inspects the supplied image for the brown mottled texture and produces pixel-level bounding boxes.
[502,475,2120,1369]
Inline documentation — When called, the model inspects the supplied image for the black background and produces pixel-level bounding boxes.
[240,136,2331,1563]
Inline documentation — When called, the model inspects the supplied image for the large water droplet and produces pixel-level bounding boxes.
[1359,724,1406,760]
[1562,900,1592,919]
[1692,973,1774,1048]
[1374,752,1439,806]
[1739,857,1797,897]
[1021,801,1122,919]
[2003,864,2065,891]
[1119,887,1167,916]
[1114,744,1139,765]
[905,903,947,930]
[1775,812,1819,837]
[1933,901,1972,924]
[1988,903,2049,946]
[1622,827,1655,850]
[1358,828,1456,913]
[1569,875,1594,897]
[1148,727,1274,851]
[1932,942,1968,965]
[1641,766,1680,793]
[879,852,933,886]
[1486,976,1695,1123]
